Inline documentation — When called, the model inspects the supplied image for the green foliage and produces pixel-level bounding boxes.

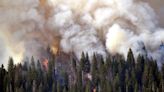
[7,57,15,92]
[127,48,135,71]
[77,67,83,92]
[91,54,99,87]
[57,82,60,92]
[0,49,163,92]
[72,58,77,72]
[80,52,91,73]
[85,81,91,92]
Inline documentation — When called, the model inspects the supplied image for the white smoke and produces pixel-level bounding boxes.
[48,0,164,64]
[0,0,164,67]
[0,0,47,67]
[102,0,164,65]
[48,6,106,58]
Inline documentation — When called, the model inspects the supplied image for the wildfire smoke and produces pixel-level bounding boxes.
[0,0,164,67]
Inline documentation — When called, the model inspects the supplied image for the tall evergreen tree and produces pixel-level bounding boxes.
[48,57,53,90]
[83,53,90,73]
[77,67,83,92]
[127,48,135,70]
[8,57,15,92]
[57,82,61,92]
[0,64,6,92]
[85,81,91,92]
[30,57,37,82]
[91,54,99,89]
[80,52,90,73]
[72,58,77,73]
[80,52,85,71]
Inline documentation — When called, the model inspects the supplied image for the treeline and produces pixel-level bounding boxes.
[0,48,164,92]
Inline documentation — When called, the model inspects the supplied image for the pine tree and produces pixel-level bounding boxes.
[72,58,77,73]
[8,57,15,92]
[136,54,145,86]
[113,74,120,92]
[48,57,53,89]
[162,63,164,80]
[77,67,83,92]
[30,57,37,81]
[99,56,106,92]
[134,82,138,92]
[84,53,91,73]
[85,81,91,92]
[80,52,85,71]
[127,48,135,71]
[0,64,6,92]
[31,56,35,69]
[4,74,9,92]
[91,54,98,88]
[15,63,23,89]
[52,80,58,92]
[80,52,90,73]
[64,72,69,91]
[36,60,43,87]
[104,81,112,92]
[143,62,149,89]
[57,82,60,92]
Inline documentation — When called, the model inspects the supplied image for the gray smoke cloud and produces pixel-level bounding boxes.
[47,6,106,58]
[0,0,164,67]
[0,0,50,67]
[103,0,164,66]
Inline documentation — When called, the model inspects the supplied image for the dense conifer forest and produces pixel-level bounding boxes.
[0,48,164,92]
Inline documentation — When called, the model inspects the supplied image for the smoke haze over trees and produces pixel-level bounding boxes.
[0,49,164,92]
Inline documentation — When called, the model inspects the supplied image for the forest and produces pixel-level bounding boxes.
[0,48,164,92]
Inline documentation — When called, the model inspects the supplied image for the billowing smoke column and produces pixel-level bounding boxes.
[0,0,59,66]
[0,0,164,67]
[103,0,164,65]
[47,5,106,58]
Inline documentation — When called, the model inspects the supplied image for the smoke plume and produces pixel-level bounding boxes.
[0,0,164,67]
